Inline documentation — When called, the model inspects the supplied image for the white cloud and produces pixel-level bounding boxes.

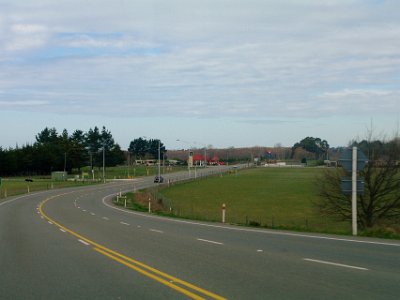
[321,89,393,98]
[0,100,49,106]
[0,0,399,147]
[2,22,50,51]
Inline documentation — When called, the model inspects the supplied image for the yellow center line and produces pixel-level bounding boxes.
[93,247,205,300]
[38,195,227,300]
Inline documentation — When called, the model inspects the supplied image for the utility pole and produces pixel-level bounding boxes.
[158,140,161,182]
[103,145,105,183]
[352,147,358,236]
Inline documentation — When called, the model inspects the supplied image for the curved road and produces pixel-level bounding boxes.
[1,169,400,299]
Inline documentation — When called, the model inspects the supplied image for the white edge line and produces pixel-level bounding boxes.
[150,229,164,233]
[60,229,66,233]
[120,221,130,226]
[101,194,400,248]
[197,238,223,245]
[78,239,90,246]
[303,258,369,271]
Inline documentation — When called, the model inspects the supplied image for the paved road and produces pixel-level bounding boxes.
[1,167,400,299]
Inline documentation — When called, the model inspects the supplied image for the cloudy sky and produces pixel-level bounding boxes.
[1,0,399,149]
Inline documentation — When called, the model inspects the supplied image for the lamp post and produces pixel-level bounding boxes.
[102,145,105,183]
[158,139,161,183]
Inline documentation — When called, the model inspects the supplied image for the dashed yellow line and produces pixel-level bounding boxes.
[38,195,226,300]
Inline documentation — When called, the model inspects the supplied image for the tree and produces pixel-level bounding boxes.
[34,127,63,173]
[69,130,88,171]
[128,137,148,159]
[147,139,166,159]
[317,137,400,229]
[128,138,166,160]
[292,137,329,160]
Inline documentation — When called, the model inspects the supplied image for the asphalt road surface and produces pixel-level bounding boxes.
[1,167,400,299]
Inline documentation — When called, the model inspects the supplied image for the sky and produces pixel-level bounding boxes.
[0,0,399,150]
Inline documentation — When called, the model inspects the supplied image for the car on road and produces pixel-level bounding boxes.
[154,176,164,183]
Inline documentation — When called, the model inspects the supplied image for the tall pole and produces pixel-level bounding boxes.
[158,140,161,182]
[352,146,358,236]
[103,145,105,183]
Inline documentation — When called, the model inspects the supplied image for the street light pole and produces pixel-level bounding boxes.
[102,145,105,183]
[158,140,161,182]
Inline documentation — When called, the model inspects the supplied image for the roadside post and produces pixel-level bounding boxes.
[339,147,368,236]
[222,203,226,223]
[148,197,151,213]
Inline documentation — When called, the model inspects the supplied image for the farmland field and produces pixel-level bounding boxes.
[158,167,351,234]
[0,178,97,201]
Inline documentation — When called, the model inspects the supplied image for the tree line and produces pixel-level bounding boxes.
[0,126,125,176]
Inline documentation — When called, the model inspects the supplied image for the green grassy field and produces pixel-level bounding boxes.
[157,167,351,234]
[0,178,98,201]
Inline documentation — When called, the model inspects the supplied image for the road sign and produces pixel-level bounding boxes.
[341,179,364,194]
[338,148,368,173]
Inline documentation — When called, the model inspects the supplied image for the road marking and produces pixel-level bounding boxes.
[102,217,109,220]
[90,212,96,216]
[82,209,86,212]
[257,249,263,252]
[120,221,130,226]
[102,195,400,248]
[48,221,53,225]
[78,239,90,246]
[150,229,164,234]
[60,229,66,233]
[38,196,226,300]
[303,258,369,271]
[197,238,223,245]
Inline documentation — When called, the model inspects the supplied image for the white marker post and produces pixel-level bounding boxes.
[148,198,151,213]
[222,203,226,223]
[352,147,358,236]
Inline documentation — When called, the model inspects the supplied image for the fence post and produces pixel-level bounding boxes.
[222,203,226,223]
